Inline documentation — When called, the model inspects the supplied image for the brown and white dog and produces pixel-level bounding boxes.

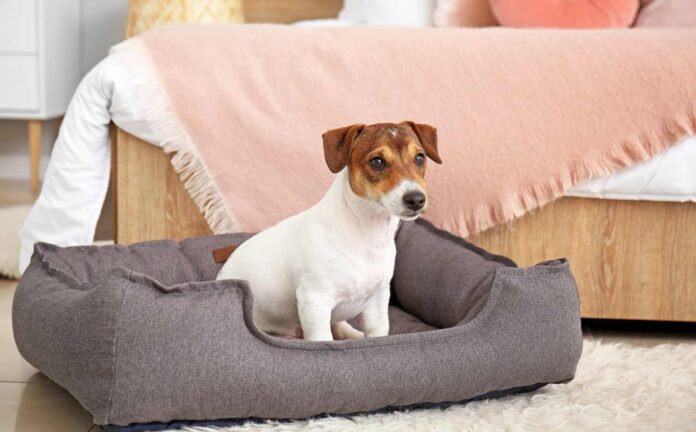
[216,121,441,341]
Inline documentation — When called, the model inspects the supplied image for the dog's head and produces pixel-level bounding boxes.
[322,121,442,220]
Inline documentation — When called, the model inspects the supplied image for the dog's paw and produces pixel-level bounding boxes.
[331,321,365,340]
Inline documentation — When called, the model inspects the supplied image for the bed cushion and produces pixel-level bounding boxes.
[393,219,515,328]
[635,0,696,28]
[13,219,582,427]
[490,0,639,28]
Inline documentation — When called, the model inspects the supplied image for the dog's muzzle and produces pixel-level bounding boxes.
[402,191,426,212]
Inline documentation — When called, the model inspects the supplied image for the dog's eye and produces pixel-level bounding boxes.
[369,157,386,169]
[415,153,425,166]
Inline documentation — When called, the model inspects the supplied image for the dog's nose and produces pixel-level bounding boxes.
[403,191,426,211]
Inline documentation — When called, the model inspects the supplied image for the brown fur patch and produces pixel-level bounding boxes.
[347,123,429,200]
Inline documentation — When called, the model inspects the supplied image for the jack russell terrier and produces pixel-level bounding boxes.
[216,121,442,341]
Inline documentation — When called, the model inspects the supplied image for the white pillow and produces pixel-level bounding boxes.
[338,0,368,24]
[337,0,436,27]
[366,0,436,26]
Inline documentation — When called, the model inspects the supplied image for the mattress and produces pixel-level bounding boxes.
[18,34,696,273]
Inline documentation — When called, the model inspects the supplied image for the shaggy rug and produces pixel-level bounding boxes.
[173,340,696,432]
[0,205,30,280]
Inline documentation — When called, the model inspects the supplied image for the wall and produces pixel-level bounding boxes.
[0,0,128,180]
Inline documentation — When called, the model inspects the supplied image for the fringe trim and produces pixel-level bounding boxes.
[127,39,239,234]
[128,39,694,240]
[450,110,696,238]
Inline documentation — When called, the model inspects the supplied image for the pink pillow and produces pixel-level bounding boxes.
[433,0,499,27]
[490,0,640,29]
[635,0,696,28]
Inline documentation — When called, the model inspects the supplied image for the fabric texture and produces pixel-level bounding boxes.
[338,0,436,26]
[337,0,368,24]
[124,340,696,432]
[565,135,696,201]
[635,0,696,28]
[393,219,515,328]
[18,42,163,273]
[364,0,436,26]
[490,0,639,28]
[433,0,499,27]
[13,219,582,427]
[126,0,244,37]
[104,384,545,432]
[136,25,696,240]
[18,26,696,276]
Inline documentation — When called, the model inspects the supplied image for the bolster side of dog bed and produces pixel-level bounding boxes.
[13,241,255,425]
[100,252,582,425]
[12,248,130,424]
[476,259,584,387]
[392,219,583,389]
[393,219,517,328]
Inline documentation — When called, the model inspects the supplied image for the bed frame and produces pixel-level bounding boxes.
[113,130,696,322]
[112,0,696,322]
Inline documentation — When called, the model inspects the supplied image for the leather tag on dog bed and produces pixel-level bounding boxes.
[213,245,238,263]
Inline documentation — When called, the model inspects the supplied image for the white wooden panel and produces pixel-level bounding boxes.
[37,0,81,117]
[0,0,37,53]
[0,56,38,111]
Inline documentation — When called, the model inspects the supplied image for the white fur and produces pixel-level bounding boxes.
[380,179,425,221]
[216,169,423,341]
[171,340,696,431]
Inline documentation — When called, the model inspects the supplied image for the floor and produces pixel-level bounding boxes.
[1,179,695,431]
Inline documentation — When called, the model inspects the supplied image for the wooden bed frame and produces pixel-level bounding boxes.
[112,0,696,322]
[113,130,696,322]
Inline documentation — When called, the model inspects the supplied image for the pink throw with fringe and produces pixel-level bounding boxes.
[137,25,696,237]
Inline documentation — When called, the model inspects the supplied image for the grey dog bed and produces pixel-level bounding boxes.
[13,219,582,427]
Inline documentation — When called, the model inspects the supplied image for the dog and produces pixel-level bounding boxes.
[216,121,441,341]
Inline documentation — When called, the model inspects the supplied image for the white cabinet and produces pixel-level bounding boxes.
[0,0,37,53]
[0,57,39,111]
[0,0,81,120]
[0,0,82,194]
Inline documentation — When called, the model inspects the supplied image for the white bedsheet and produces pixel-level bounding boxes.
[18,38,696,272]
[568,137,696,201]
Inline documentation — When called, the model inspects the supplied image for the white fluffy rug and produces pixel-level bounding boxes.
[0,205,29,280]
[177,340,696,432]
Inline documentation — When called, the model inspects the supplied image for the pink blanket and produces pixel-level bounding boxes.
[137,25,696,237]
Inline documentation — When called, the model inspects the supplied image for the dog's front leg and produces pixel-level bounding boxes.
[297,286,334,341]
[359,284,390,338]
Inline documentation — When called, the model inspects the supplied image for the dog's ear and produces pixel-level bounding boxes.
[402,121,442,164]
[322,124,365,173]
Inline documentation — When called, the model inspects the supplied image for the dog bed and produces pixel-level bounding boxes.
[13,219,582,428]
